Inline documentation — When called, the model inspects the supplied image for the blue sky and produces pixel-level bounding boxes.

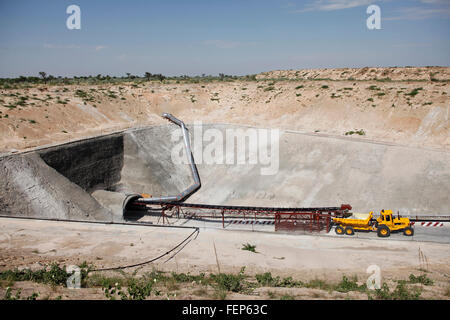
[0,0,449,77]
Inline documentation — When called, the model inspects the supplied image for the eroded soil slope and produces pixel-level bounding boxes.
[0,67,449,152]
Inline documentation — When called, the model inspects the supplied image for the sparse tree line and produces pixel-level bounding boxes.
[0,72,257,88]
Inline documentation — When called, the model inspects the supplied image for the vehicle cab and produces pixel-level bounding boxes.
[377,209,394,226]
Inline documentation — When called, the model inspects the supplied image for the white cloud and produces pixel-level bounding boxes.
[44,44,108,51]
[420,0,449,4]
[384,6,450,20]
[95,45,107,51]
[282,2,296,9]
[291,0,380,13]
[290,0,450,20]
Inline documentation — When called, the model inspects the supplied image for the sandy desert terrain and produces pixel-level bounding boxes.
[1,67,449,300]
[0,67,449,153]
[1,218,449,300]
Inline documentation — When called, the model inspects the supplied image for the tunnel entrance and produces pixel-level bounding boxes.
[38,133,124,193]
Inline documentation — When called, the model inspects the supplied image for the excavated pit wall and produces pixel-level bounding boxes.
[0,133,125,221]
[0,124,449,222]
[38,134,124,193]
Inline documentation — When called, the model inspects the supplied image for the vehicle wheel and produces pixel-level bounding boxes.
[403,227,414,236]
[377,225,390,238]
[345,227,355,236]
[335,226,344,235]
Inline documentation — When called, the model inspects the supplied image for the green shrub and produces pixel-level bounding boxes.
[86,274,125,288]
[334,276,366,293]
[103,280,153,300]
[407,274,433,286]
[75,90,88,98]
[170,272,206,283]
[405,88,423,97]
[256,272,280,286]
[3,287,39,300]
[345,129,365,136]
[125,281,153,300]
[0,264,69,286]
[369,282,421,300]
[279,276,301,288]
[210,267,246,292]
[0,263,92,288]
[242,243,257,253]
[305,279,333,291]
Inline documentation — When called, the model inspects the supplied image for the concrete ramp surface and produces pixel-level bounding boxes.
[0,124,449,222]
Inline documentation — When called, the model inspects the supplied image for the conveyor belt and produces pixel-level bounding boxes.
[131,200,350,213]
[128,200,450,222]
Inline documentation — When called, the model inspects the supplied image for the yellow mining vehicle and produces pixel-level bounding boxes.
[333,209,414,238]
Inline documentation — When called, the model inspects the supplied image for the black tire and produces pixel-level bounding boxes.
[344,226,355,236]
[335,226,344,235]
[377,225,390,238]
[403,226,414,236]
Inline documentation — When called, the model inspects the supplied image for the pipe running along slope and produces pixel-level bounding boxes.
[122,113,201,211]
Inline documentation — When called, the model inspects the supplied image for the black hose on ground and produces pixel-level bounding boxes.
[90,227,199,272]
[0,214,200,272]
